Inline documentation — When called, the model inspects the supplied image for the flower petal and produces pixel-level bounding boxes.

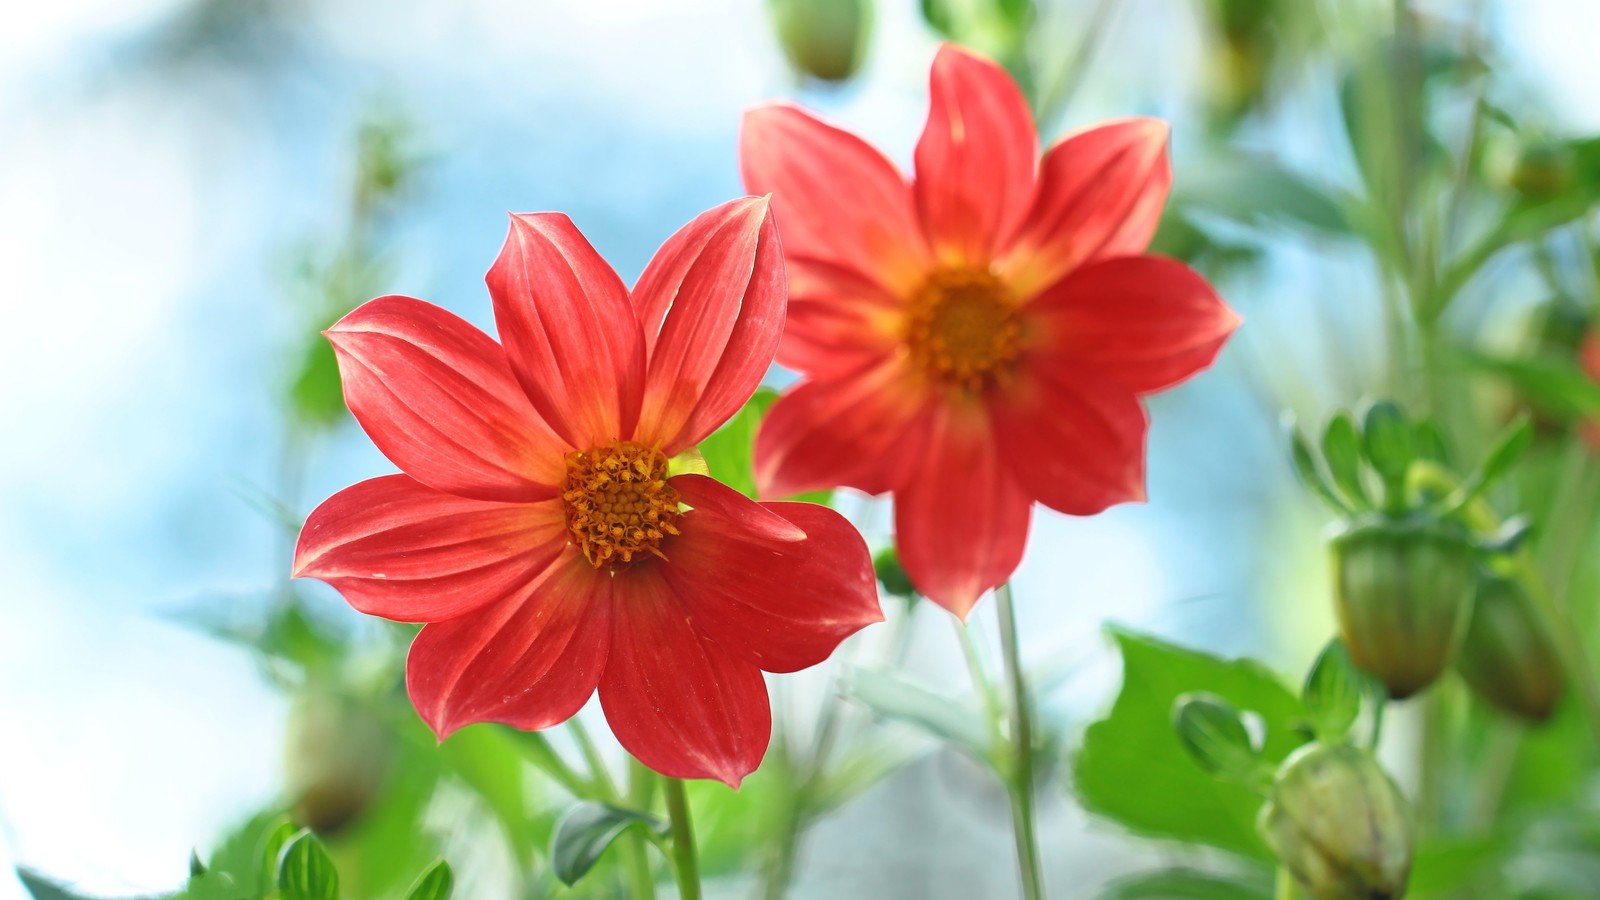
[671,473,805,543]
[776,257,904,378]
[989,356,1149,516]
[662,498,881,673]
[754,359,939,500]
[487,213,646,449]
[600,567,770,786]
[407,554,611,739]
[632,198,786,452]
[914,44,1037,265]
[741,102,931,296]
[1023,256,1239,394]
[894,404,1032,619]
[326,296,567,502]
[293,474,569,623]
[999,118,1171,299]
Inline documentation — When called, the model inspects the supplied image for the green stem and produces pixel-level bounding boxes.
[507,731,592,798]
[953,619,1006,739]
[623,758,659,900]
[1275,866,1300,900]
[996,584,1046,900]
[663,778,702,900]
[569,718,620,801]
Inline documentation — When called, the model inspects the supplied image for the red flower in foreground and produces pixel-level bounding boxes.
[742,45,1240,618]
[292,198,883,787]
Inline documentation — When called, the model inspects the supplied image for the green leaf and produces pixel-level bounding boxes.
[1467,351,1600,420]
[1099,868,1273,899]
[918,0,956,37]
[1172,693,1261,782]
[404,860,454,900]
[1075,627,1306,859]
[1287,422,1350,514]
[841,665,992,759]
[1413,417,1450,464]
[550,802,668,887]
[1361,400,1415,503]
[1174,157,1352,236]
[259,820,299,889]
[1320,412,1371,509]
[873,546,916,601]
[289,336,347,428]
[1303,639,1362,741]
[15,870,104,900]
[696,387,830,504]
[1474,417,1534,491]
[277,831,339,900]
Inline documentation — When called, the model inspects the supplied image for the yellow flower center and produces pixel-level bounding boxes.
[905,267,1021,392]
[561,441,681,569]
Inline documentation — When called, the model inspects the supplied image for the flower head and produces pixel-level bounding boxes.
[742,44,1240,617]
[293,198,884,787]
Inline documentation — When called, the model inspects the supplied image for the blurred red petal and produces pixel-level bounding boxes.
[1024,256,1239,393]
[407,555,612,739]
[600,568,770,787]
[663,496,881,673]
[293,474,569,623]
[776,257,904,377]
[632,198,787,452]
[741,103,931,297]
[914,44,1037,265]
[487,213,646,449]
[894,404,1032,618]
[989,357,1149,516]
[326,296,567,502]
[755,359,938,499]
[1000,118,1171,298]
[672,473,805,543]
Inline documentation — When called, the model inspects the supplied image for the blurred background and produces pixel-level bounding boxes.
[3,0,1600,897]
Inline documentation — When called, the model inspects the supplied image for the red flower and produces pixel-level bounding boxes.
[292,198,883,787]
[742,44,1239,618]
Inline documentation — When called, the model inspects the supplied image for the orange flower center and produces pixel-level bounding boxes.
[905,267,1021,392]
[561,441,681,569]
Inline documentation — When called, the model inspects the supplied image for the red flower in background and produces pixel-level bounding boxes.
[742,44,1240,618]
[293,198,882,787]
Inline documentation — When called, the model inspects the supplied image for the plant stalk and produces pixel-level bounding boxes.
[664,778,702,900]
[997,583,1046,900]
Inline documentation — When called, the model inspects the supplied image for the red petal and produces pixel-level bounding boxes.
[662,498,881,673]
[632,198,786,452]
[741,103,931,297]
[600,567,770,786]
[293,474,569,623]
[989,356,1149,516]
[671,473,805,543]
[776,257,904,378]
[999,118,1171,299]
[754,359,938,500]
[407,554,611,739]
[914,44,1038,265]
[487,213,646,449]
[1023,256,1239,393]
[326,296,567,502]
[894,404,1032,619]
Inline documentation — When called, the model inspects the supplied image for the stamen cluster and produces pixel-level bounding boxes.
[562,441,681,568]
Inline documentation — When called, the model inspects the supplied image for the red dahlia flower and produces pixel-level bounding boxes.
[292,198,883,787]
[742,44,1240,618]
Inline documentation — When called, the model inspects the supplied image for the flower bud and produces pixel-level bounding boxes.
[769,0,871,83]
[1456,572,1563,721]
[1508,141,1572,199]
[285,690,393,834]
[1257,743,1413,899]
[1331,516,1476,698]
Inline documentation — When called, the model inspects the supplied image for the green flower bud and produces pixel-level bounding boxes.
[769,0,871,83]
[1456,572,1563,721]
[1331,515,1476,699]
[285,690,393,835]
[1257,743,1413,899]
[1508,142,1572,199]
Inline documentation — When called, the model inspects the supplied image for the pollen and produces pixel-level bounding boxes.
[561,441,681,570]
[905,267,1022,393]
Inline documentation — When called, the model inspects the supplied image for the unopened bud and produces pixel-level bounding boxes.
[769,0,871,83]
[1258,743,1413,899]
[1331,516,1476,698]
[285,690,393,835]
[1456,572,1563,721]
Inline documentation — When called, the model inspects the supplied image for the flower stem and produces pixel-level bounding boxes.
[623,758,659,900]
[996,583,1046,900]
[1275,866,1300,900]
[663,778,702,900]
[952,618,1005,739]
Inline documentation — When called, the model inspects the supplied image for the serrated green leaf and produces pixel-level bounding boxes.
[277,831,339,900]
[1075,628,1306,859]
[404,860,454,900]
[550,803,668,887]
[1099,868,1273,899]
[1173,693,1259,781]
[1303,639,1362,741]
[841,666,991,760]
[1321,412,1370,509]
[1362,400,1415,503]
